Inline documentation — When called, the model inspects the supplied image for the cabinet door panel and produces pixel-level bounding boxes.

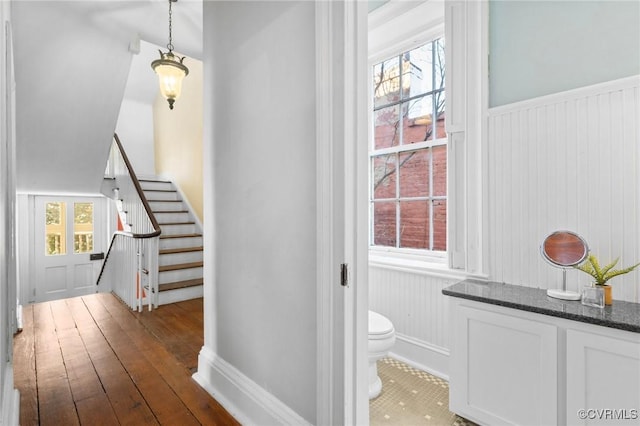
[566,329,640,426]
[450,303,558,425]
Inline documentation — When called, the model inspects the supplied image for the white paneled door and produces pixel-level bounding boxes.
[34,196,105,302]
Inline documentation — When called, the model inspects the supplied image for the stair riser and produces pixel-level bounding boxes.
[155,212,190,223]
[144,190,180,201]
[140,181,174,191]
[159,251,203,266]
[158,285,204,306]
[159,236,203,250]
[160,224,198,235]
[159,267,203,284]
[148,201,185,212]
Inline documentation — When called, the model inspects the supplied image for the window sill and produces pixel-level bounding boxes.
[369,250,475,280]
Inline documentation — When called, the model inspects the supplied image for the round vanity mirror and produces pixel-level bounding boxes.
[541,231,589,300]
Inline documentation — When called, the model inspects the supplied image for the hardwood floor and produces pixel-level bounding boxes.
[13,293,239,426]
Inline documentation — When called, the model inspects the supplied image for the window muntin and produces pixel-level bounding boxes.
[370,37,446,252]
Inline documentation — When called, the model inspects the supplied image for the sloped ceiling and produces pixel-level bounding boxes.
[11,0,202,194]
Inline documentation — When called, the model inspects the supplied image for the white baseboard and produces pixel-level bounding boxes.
[193,346,311,426]
[389,333,450,381]
[1,366,19,426]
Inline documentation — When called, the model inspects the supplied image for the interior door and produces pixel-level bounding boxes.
[34,196,105,302]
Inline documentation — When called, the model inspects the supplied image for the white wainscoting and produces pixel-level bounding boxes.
[488,75,640,303]
[369,264,464,379]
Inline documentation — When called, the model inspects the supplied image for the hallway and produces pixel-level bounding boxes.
[13,293,238,425]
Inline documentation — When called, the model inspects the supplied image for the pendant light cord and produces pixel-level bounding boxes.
[167,0,174,52]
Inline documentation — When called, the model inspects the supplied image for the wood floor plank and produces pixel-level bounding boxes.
[134,304,203,370]
[33,302,80,426]
[13,304,38,425]
[80,297,200,425]
[95,294,239,426]
[55,299,120,425]
[15,294,238,426]
[69,299,159,425]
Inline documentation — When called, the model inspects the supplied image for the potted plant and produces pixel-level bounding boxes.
[574,254,640,305]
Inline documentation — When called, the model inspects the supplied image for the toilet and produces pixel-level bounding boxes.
[368,310,396,399]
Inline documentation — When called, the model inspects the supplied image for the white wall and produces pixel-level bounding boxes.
[196,1,317,424]
[489,0,640,107]
[116,99,155,177]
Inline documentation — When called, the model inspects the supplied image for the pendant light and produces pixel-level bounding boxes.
[151,0,189,110]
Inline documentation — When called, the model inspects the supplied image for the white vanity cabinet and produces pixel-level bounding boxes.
[447,294,640,426]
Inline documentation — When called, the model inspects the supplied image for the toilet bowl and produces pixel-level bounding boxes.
[368,310,396,399]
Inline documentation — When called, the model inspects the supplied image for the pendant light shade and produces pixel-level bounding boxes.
[152,0,189,110]
[152,51,189,110]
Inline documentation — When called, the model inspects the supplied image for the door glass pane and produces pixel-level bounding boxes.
[45,202,66,256]
[74,202,94,254]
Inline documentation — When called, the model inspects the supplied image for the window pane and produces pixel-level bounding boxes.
[433,145,447,196]
[402,44,433,99]
[45,202,66,255]
[373,57,400,108]
[433,199,447,251]
[374,105,400,149]
[399,200,429,249]
[74,202,94,254]
[373,202,397,247]
[372,154,397,199]
[402,95,433,144]
[399,150,429,198]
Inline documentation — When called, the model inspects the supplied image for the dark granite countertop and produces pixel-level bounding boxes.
[443,279,640,333]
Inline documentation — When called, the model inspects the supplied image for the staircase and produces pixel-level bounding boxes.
[139,178,204,305]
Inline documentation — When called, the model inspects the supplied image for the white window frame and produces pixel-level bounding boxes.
[368,0,488,277]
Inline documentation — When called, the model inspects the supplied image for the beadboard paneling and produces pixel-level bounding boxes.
[369,265,460,377]
[488,76,640,302]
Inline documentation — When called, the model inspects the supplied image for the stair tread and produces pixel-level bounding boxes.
[159,261,203,272]
[147,199,183,203]
[139,178,171,183]
[159,278,204,292]
[143,189,177,193]
[159,221,196,226]
[159,233,202,239]
[153,210,189,213]
[160,246,204,255]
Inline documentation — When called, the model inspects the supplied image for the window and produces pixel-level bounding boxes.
[45,202,66,255]
[44,201,94,255]
[73,202,94,254]
[370,38,446,253]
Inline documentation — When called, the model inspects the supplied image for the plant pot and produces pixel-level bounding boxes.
[602,285,612,305]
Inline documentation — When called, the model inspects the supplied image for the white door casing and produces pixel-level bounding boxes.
[316,0,370,424]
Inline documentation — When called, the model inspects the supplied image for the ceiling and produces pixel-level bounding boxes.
[11,0,202,194]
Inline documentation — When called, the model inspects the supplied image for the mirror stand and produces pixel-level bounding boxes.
[546,269,581,300]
